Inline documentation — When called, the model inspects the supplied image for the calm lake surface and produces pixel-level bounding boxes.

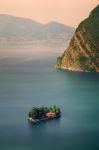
[0,44,99,150]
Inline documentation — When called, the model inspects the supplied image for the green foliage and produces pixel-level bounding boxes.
[56,56,63,67]
[28,106,61,120]
[72,45,78,51]
[78,6,99,47]
[77,53,96,71]
[77,53,88,63]
[66,53,72,60]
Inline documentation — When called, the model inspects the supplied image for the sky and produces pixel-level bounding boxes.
[0,0,98,27]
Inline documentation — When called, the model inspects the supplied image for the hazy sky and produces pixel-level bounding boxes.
[0,0,98,27]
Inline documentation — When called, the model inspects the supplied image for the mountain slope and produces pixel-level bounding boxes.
[0,14,75,43]
[55,5,99,72]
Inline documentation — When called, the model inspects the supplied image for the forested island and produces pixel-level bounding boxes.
[28,106,61,123]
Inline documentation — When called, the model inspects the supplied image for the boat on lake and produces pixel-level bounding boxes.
[28,106,61,123]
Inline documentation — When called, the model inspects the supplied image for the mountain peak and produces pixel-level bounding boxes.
[90,5,99,17]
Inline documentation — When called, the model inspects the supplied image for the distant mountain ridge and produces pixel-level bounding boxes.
[55,5,99,72]
[0,14,75,44]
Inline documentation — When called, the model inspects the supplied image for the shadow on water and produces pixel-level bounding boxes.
[57,68,99,78]
[28,116,61,130]
[56,69,99,86]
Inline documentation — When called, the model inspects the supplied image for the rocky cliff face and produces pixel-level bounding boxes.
[55,5,99,72]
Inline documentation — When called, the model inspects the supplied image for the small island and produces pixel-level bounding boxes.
[28,106,61,123]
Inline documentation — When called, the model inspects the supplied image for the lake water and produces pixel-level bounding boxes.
[0,44,99,150]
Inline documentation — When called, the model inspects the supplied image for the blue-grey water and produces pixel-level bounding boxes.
[0,44,99,150]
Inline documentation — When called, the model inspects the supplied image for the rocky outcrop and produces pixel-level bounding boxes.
[55,5,99,72]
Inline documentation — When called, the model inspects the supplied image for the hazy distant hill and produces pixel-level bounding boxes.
[0,14,75,44]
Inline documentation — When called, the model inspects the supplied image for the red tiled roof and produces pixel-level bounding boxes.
[46,112,56,117]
